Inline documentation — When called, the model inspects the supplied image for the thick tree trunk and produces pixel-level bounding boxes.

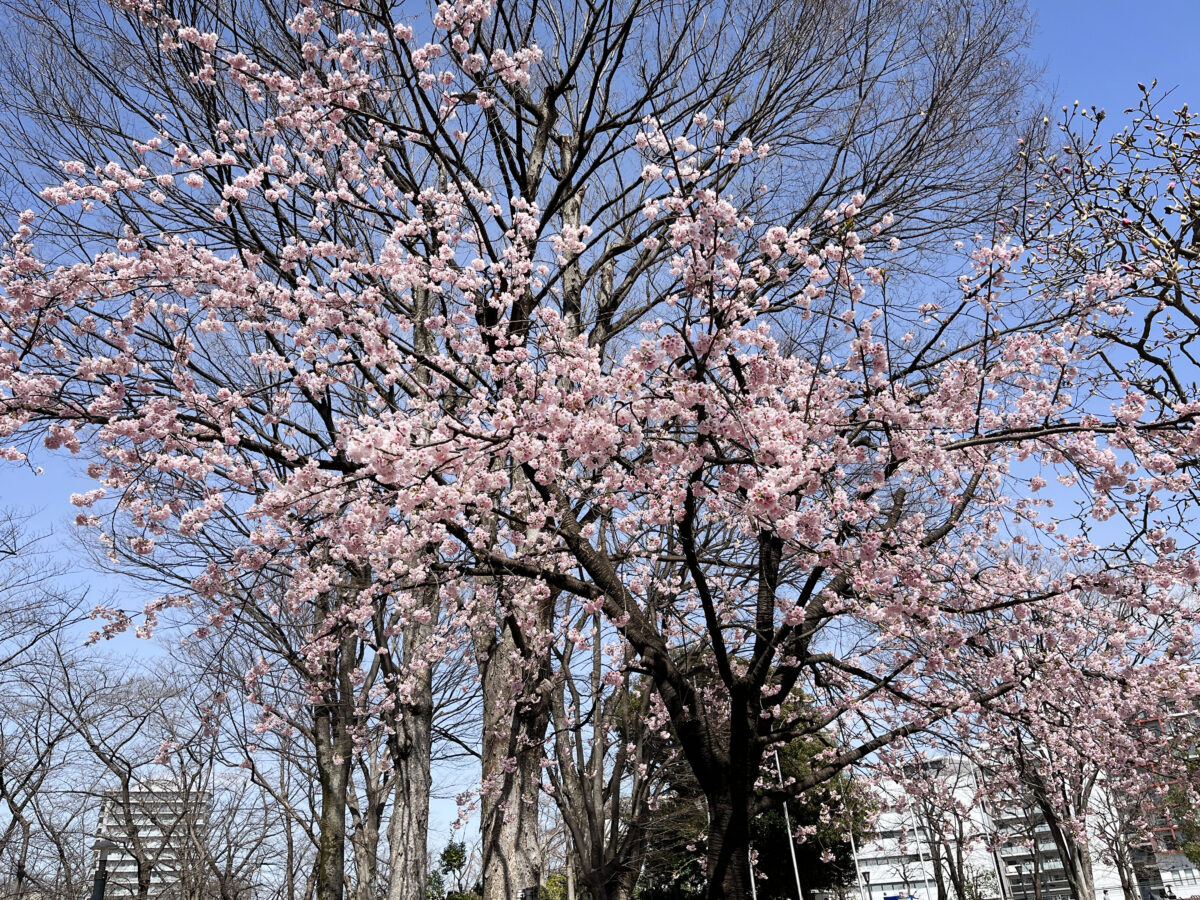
[314,721,352,900]
[704,795,753,900]
[136,861,152,900]
[701,685,758,900]
[577,872,639,900]
[1035,795,1095,900]
[604,860,642,900]
[350,786,383,900]
[930,841,951,900]
[385,727,430,900]
[313,629,357,900]
[478,628,550,900]
[385,594,435,900]
[1061,845,1095,900]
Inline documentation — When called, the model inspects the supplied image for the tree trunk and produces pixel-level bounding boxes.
[137,861,152,900]
[283,763,297,900]
[385,735,430,900]
[350,779,383,900]
[314,722,352,900]
[930,840,950,900]
[13,817,30,900]
[313,629,357,900]
[1116,854,1139,900]
[704,792,753,900]
[385,592,435,900]
[1060,845,1095,900]
[478,627,550,900]
[1035,797,1095,900]
[607,864,641,900]
[701,685,757,900]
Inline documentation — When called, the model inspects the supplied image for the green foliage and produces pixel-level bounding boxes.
[961,865,999,900]
[440,840,471,896]
[427,871,446,900]
[541,874,569,900]
[637,788,709,899]
[441,840,468,878]
[635,731,873,900]
[749,740,874,900]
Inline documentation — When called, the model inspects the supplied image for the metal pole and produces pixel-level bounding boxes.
[90,838,116,900]
[776,749,806,900]
[906,806,934,900]
[848,816,869,900]
[836,722,869,900]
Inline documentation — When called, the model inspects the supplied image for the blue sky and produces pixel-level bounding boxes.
[1031,0,1200,111]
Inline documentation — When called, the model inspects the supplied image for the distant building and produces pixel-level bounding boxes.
[93,778,211,900]
[844,756,1003,900]
[819,756,1200,900]
[1130,710,1200,900]
[992,803,1084,900]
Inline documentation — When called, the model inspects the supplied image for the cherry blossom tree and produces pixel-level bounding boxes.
[4,2,1200,899]
[880,754,993,900]
[0,0,1045,896]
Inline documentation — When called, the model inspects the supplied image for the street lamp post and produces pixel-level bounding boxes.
[864,869,873,900]
[91,838,118,900]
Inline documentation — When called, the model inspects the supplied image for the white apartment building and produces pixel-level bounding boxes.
[93,778,211,899]
[847,756,1003,900]
[823,756,1200,900]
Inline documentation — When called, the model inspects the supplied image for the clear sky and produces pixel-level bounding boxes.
[1030,0,1200,112]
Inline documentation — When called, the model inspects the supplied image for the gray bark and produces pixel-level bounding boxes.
[384,586,436,900]
[313,628,357,900]
[478,626,550,900]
